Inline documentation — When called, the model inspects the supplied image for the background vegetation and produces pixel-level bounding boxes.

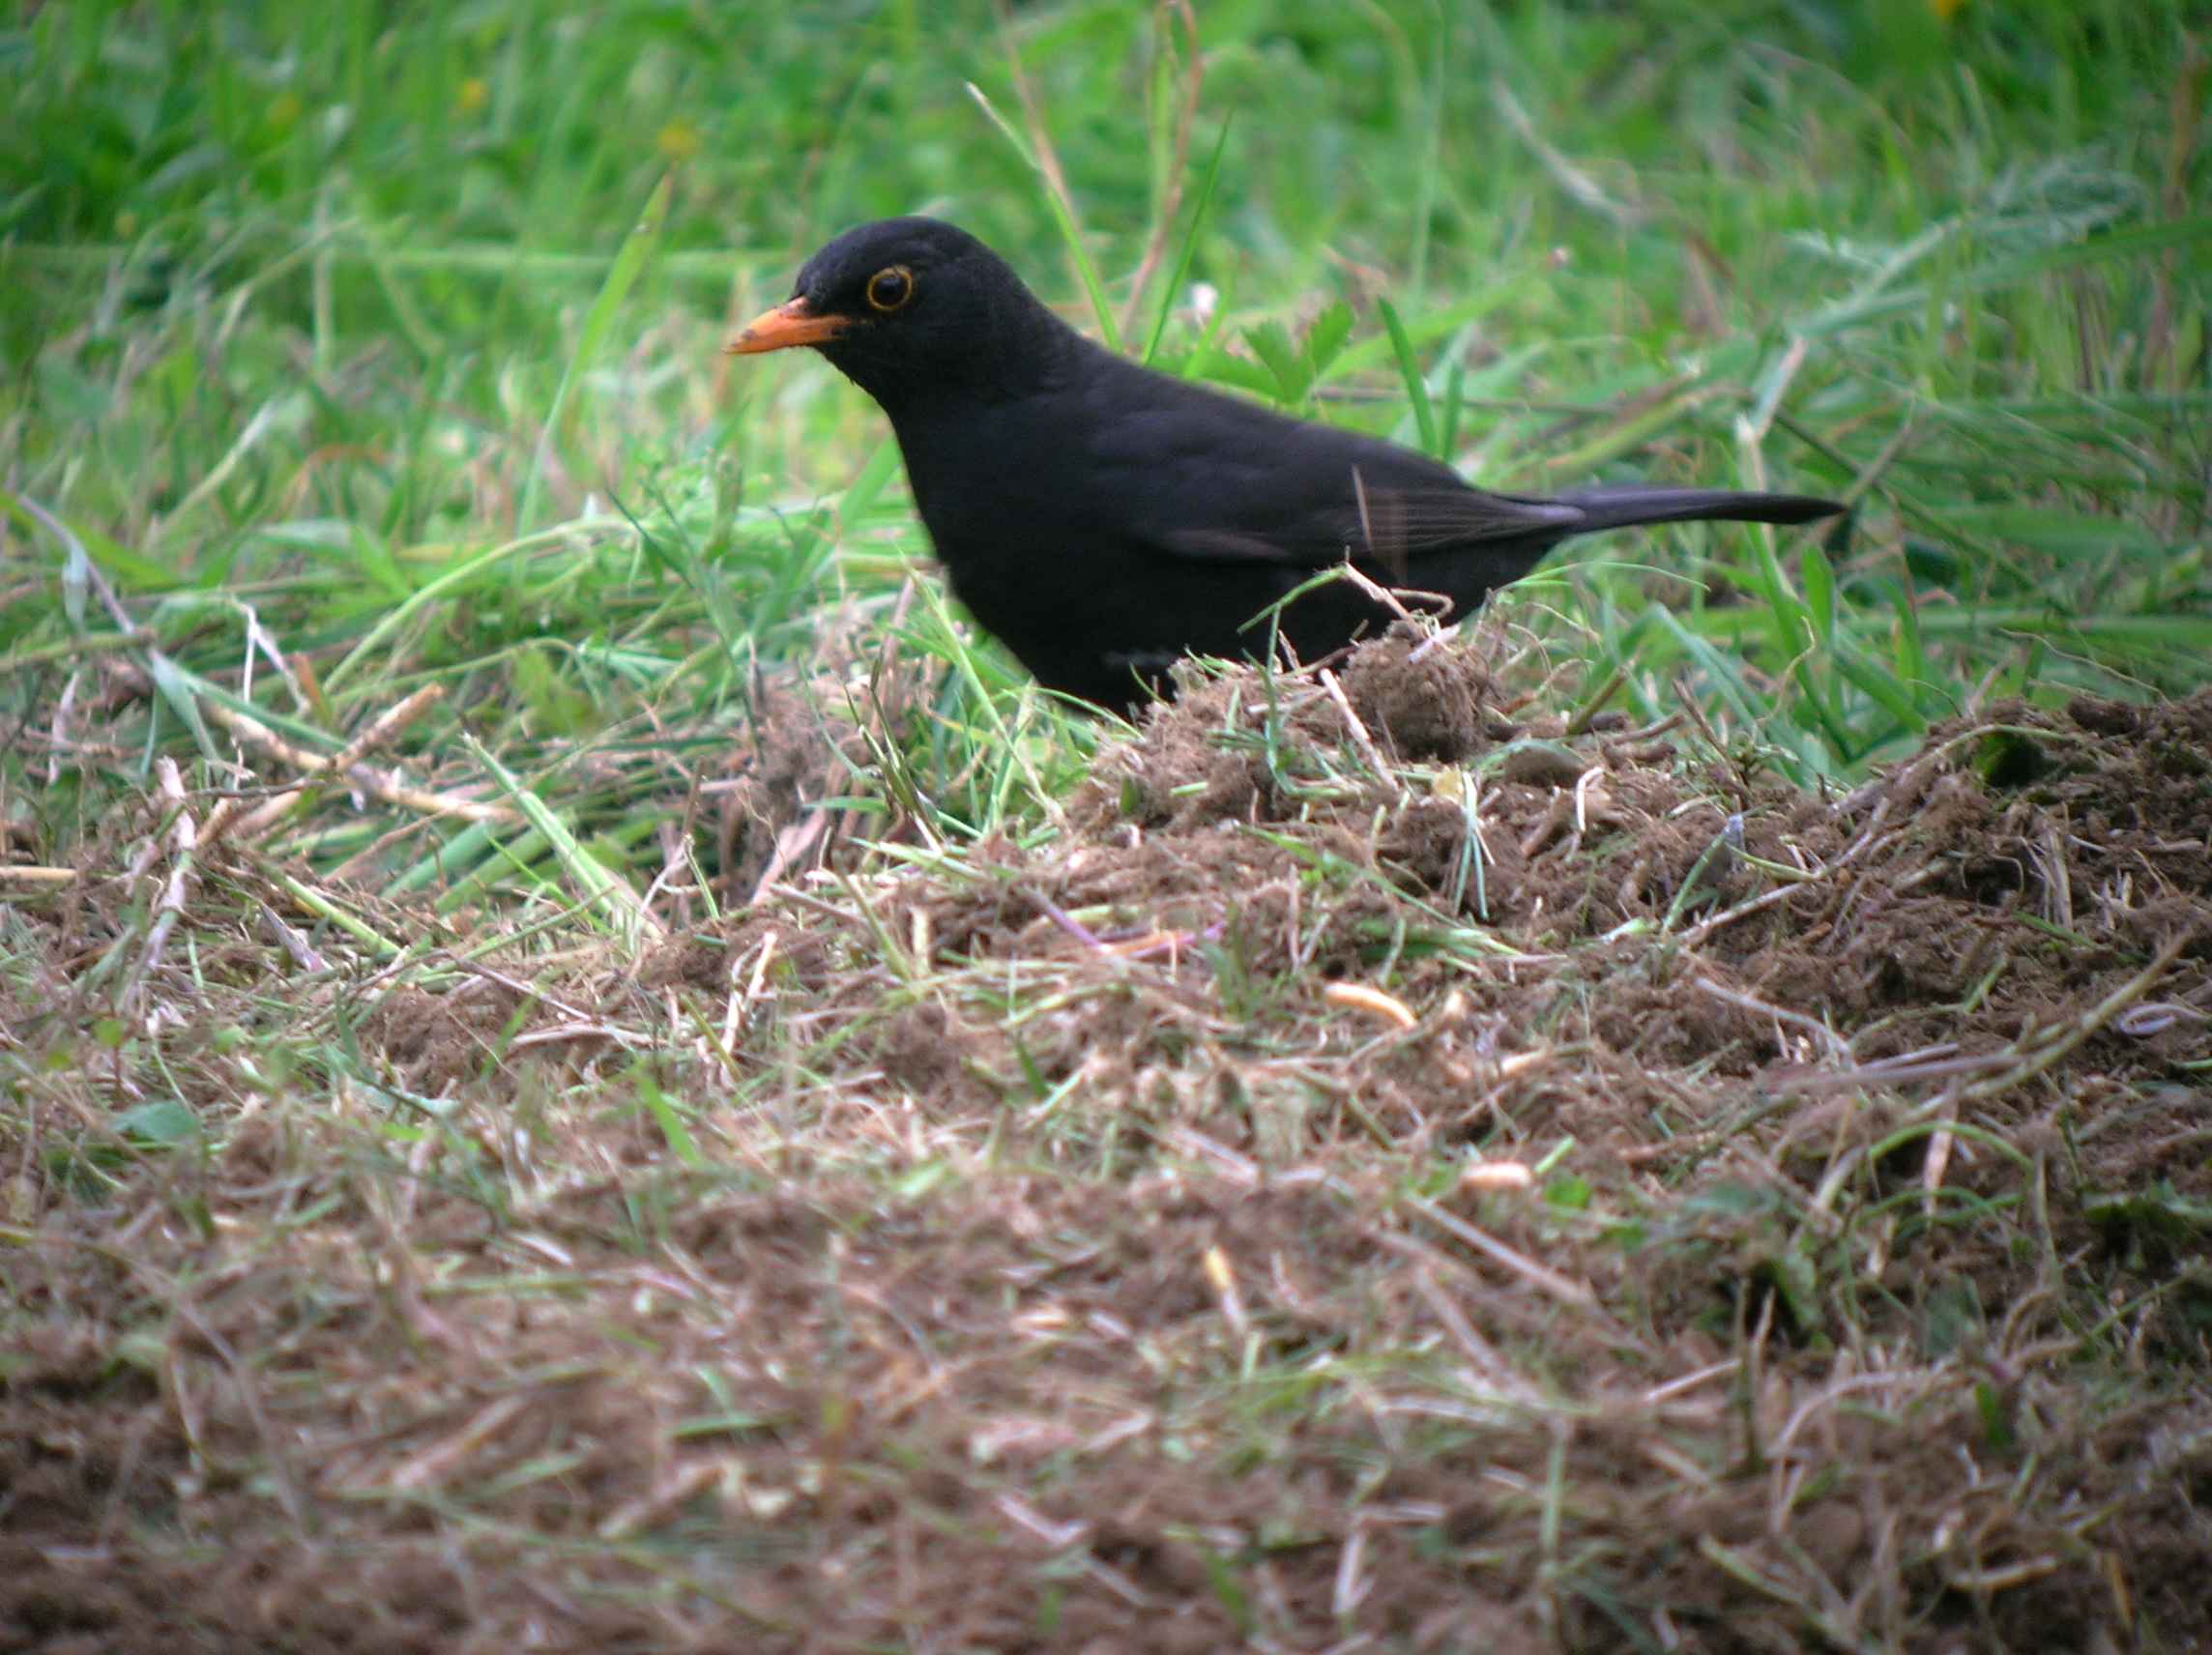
[2,4,2207,1650]
[7,0,2205,847]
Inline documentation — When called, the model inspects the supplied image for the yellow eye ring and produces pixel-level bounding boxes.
[865,265,916,313]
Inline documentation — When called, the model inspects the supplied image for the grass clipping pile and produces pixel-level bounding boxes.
[6,629,2210,1653]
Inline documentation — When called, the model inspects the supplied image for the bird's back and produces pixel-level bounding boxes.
[737,218,1843,710]
[886,346,1591,703]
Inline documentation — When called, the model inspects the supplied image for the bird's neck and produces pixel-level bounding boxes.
[873,290,1090,421]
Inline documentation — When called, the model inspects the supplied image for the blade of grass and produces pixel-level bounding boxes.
[516,173,671,534]
[1376,299,1439,457]
[468,735,663,948]
[1141,116,1234,367]
[965,82,1121,351]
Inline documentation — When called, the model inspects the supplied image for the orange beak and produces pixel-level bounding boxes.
[724,297,850,355]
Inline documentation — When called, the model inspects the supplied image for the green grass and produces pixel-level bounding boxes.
[3,11,2211,1645]
[6,0,2206,885]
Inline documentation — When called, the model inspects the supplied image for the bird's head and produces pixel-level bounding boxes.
[727,217,1064,408]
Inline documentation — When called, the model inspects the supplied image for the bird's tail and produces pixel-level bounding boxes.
[1555,485,1844,535]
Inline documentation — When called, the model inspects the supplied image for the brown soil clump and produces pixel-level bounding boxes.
[6,633,2207,1653]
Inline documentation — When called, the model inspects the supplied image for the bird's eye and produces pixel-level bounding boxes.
[865,265,915,313]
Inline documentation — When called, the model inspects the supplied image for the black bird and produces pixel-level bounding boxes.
[731,218,1842,711]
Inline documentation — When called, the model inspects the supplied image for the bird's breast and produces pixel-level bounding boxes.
[890,397,1094,567]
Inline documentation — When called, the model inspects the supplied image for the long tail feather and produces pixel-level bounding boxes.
[1556,485,1844,534]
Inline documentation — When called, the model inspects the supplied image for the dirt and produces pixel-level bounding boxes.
[4,631,2208,1653]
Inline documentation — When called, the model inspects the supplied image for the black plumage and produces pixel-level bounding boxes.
[733,218,1842,711]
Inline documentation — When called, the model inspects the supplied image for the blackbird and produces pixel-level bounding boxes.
[731,218,1842,711]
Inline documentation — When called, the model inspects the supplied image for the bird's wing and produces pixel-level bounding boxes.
[1156,527,1312,565]
[1079,377,1579,576]
[1159,479,1581,575]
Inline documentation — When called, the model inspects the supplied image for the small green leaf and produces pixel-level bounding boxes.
[891,1160,952,1199]
[115,1098,200,1147]
[1974,1380,2014,1450]
[1545,1175,1593,1210]
[1304,300,1354,381]
[1242,321,1305,405]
